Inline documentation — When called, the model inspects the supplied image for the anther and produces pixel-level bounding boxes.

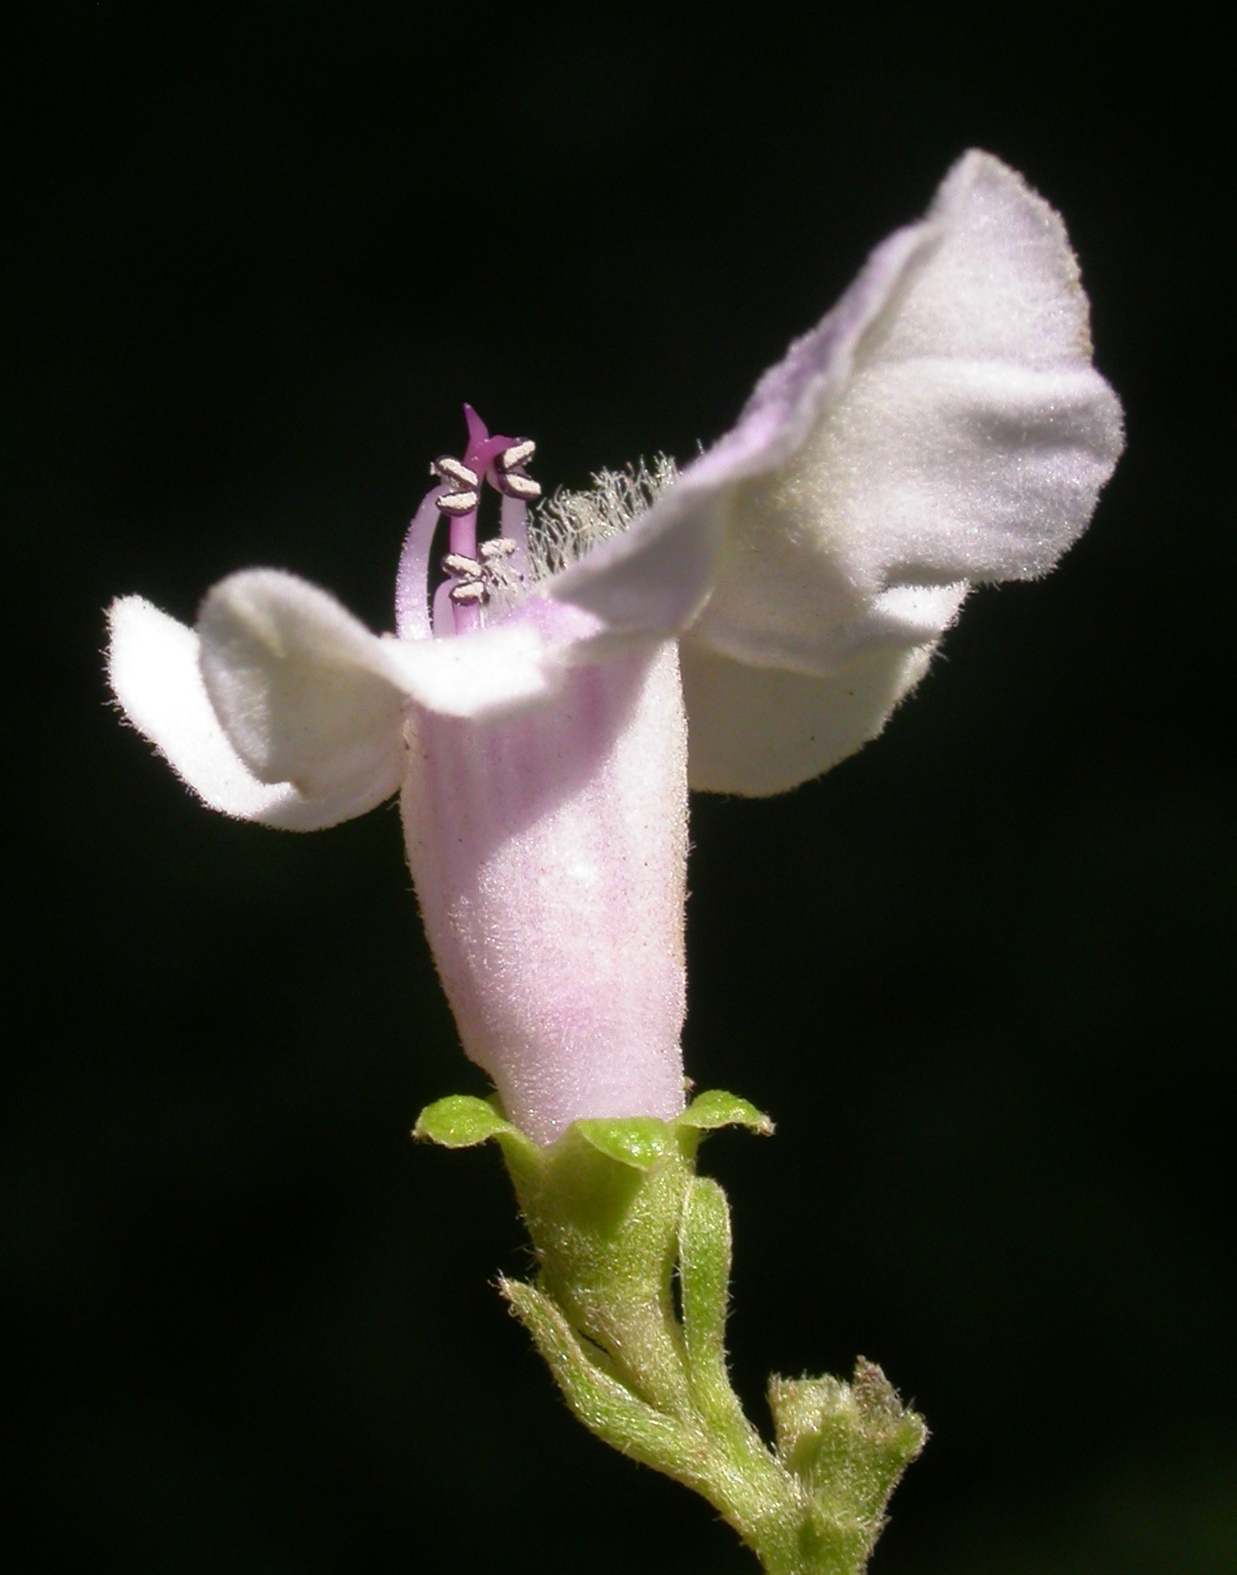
[480,538,517,560]
[438,489,480,516]
[498,440,536,472]
[442,553,483,579]
[432,456,479,489]
[495,473,541,501]
[449,580,487,604]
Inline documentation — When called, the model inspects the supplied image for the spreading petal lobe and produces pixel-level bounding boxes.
[687,152,1123,680]
[197,571,410,800]
[106,596,395,829]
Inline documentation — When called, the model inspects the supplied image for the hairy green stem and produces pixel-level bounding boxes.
[416,1090,925,1575]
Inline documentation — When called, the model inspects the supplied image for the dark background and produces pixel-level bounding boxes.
[5,3,1233,1572]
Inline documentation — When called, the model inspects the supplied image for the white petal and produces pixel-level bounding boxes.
[680,633,936,796]
[877,149,1101,368]
[558,150,1121,689]
[844,582,970,658]
[689,150,1123,675]
[197,571,411,799]
[106,596,395,829]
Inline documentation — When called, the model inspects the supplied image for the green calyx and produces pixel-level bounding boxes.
[414,1091,925,1575]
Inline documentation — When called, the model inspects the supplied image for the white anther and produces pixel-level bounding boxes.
[498,473,541,501]
[480,537,517,560]
[449,580,487,604]
[498,440,536,471]
[442,553,483,579]
[438,489,480,516]
[433,456,479,488]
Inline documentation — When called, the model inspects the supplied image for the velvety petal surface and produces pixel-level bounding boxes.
[402,641,689,1144]
[107,596,396,829]
[197,571,409,797]
[689,152,1123,678]
[388,595,607,719]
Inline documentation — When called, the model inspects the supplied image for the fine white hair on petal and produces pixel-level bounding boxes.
[844,582,970,659]
[382,596,609,721]
[887,149,1097,368]
[528,456,678,579]
[106,596,397,830]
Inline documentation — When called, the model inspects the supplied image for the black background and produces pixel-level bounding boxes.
[5,4,1233,1572]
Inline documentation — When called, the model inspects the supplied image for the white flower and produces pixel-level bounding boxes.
[107,151,1122,1141]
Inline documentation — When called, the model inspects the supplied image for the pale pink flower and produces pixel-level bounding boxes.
[108,152,1123,1143]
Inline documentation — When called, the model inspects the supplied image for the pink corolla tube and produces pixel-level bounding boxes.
[402,602,687,1143]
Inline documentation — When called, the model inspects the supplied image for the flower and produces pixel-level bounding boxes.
[107,151,1123,1142]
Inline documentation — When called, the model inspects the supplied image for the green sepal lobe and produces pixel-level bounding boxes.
[680,1088,775,1135]
[575,1116,673,1169]
[412,1094,512,1148]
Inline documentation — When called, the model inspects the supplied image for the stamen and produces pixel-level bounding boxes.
[495,473,541,501]
[431,578,455,638]
[398,408,551,641]
[498,495,532,586]
[395,483,446,640]
[498,439,536,471]
[433,456,480,489]
[439,489,480,517]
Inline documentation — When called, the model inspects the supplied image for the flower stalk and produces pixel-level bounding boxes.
[415,1092,926,1575]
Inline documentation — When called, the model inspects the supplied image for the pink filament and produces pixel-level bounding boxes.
[431,578,455,638]
[499,494,531,585]
[395,484,447,640]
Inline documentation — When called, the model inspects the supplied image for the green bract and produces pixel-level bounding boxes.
[415,1091,925,1575]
